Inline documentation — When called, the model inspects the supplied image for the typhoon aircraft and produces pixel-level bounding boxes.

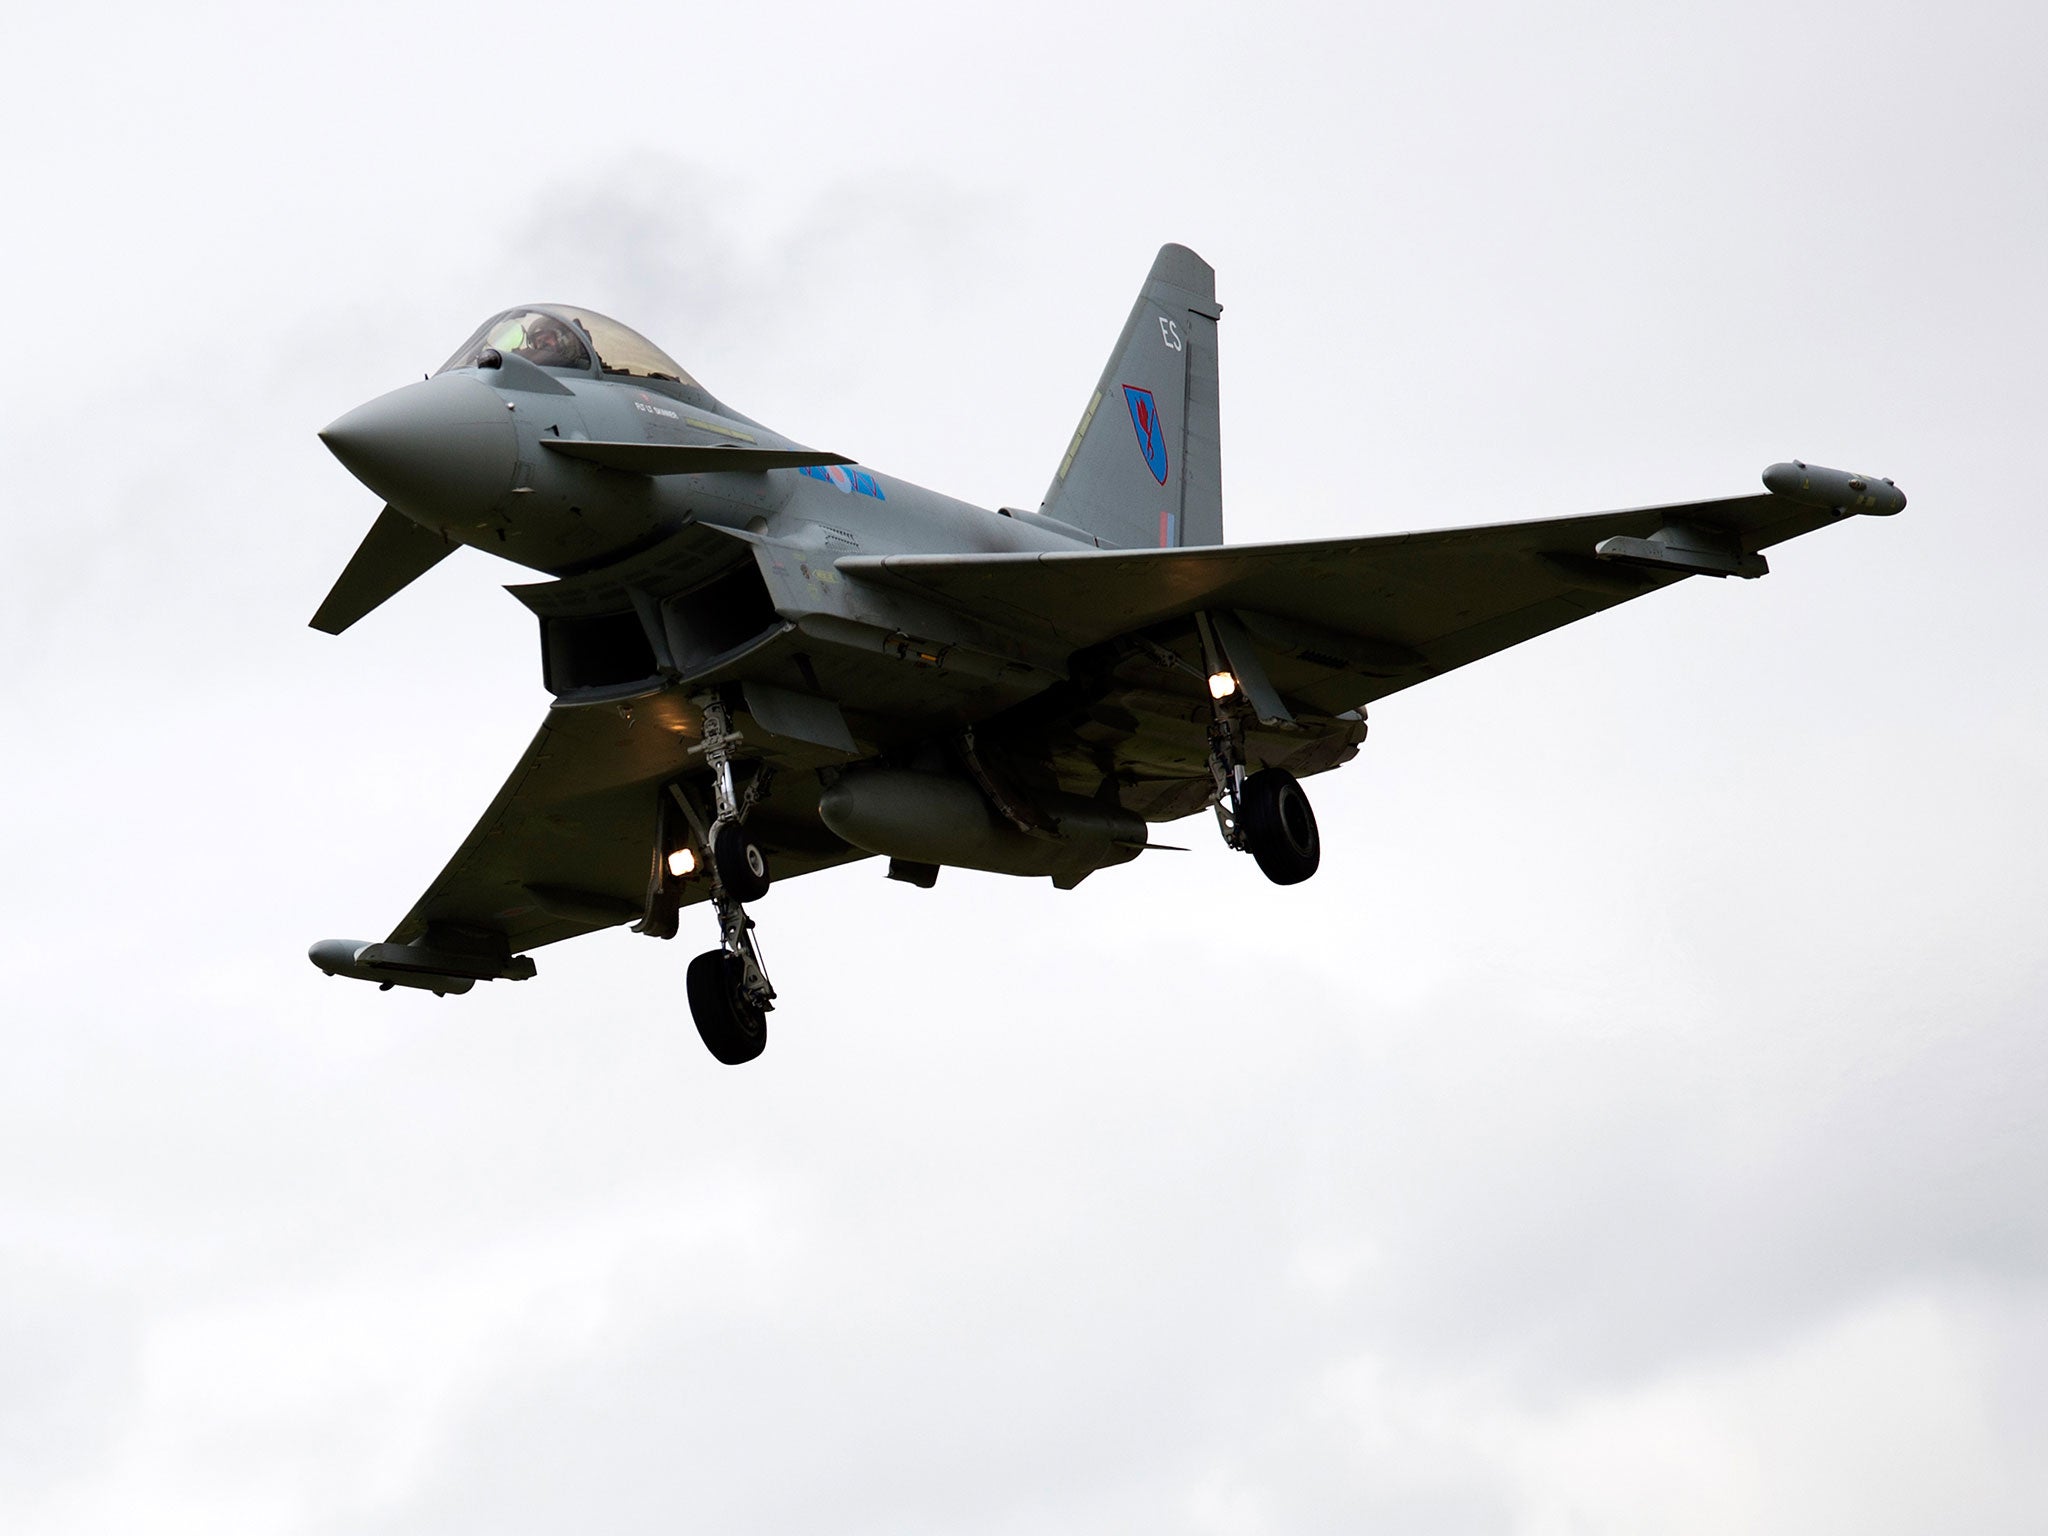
[310,245,1903,1063]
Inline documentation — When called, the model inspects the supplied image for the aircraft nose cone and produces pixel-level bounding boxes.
[320,374,518,527]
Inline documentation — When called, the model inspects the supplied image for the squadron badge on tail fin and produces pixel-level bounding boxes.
[1123,384,1169,485]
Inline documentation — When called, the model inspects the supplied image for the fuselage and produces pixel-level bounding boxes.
[318,304,1132,766]
[320,324,1090,585]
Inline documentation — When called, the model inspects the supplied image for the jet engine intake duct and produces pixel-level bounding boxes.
[818,769,1144,883]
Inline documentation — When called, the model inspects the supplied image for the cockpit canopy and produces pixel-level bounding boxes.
[437,305,703,394]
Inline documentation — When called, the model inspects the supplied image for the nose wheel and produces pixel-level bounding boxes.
[712,821,771,903]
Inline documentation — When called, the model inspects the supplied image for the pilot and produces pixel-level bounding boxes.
[521,316,584,369]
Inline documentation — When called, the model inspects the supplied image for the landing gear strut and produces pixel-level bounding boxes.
[682,690,777,1064]
[1204,665,1321,887]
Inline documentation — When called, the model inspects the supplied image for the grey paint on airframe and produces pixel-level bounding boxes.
[307,248,1901,991]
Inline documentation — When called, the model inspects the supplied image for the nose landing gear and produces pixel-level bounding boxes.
[680,691,778,1064]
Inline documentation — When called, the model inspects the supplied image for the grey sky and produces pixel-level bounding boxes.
[6,1,2046,1531]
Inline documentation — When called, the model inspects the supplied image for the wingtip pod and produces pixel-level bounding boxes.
[1762,461,1906,516]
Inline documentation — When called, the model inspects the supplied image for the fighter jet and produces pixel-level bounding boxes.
[310,245,1902,1064]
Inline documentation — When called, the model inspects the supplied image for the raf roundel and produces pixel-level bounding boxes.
[798,462,887,500]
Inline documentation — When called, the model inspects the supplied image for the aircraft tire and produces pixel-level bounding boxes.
[1242,767,1320,885]
[687,949,767,1065]
[712,822,772,902]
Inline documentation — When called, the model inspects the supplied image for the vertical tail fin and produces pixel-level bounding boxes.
[1040,244,1223,549]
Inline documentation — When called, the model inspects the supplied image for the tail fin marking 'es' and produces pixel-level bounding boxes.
[1040,244,1222,550]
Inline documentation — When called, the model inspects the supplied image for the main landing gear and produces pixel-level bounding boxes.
[1207,691,1321,886]
[680,691,776,1065]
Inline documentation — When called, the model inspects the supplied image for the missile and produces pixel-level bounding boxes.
[1762,461,1906,516]
[309,937,535,994]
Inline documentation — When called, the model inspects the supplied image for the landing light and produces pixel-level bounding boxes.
[668,847,699,878]
[1208,671,1238,700]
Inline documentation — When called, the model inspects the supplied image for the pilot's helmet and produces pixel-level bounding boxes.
[522,316,584,368]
